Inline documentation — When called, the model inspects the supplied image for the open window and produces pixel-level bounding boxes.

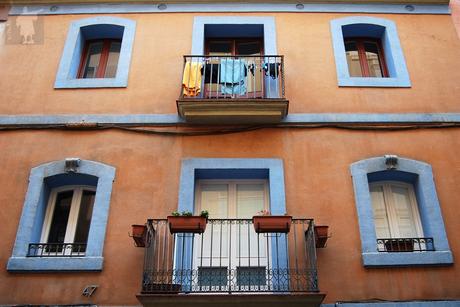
[32,186,96,256]
[344,38,388,78]
[7,159,115,272]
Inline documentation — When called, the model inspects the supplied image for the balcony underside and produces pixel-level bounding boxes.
[177,99,289,124]
[137,293,326,307]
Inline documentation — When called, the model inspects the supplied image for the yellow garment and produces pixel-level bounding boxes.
[182,62,203,97]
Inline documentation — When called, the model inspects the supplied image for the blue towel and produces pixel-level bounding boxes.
[220,58,247,95]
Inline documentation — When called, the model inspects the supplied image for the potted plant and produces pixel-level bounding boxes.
[252,210,292,233]
[167,210,209,234]
[131,224,147,247]
[314,225,329,248]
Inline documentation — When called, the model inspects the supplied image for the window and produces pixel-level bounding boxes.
[194,180,269,289]
[54,16,136,89]
[350,156,453,267]
[344,38,388,78]
[7,159,116,272]
[78,40,121,79]
[175,158,287,288]
[330,16,411,87]
[32,186,96,256]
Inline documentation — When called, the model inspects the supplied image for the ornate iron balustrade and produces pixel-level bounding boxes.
[377,237,435,252]
[180,55,285,100]
[27,243,87,257]
[141,219,318,294]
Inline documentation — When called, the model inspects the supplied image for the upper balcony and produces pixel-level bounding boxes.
[177,55,289,124]
[137,218,324,307]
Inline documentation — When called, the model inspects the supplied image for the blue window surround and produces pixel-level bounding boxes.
[192,16,278,98]
[54,16,136,89]
[175,158,287,290]
[7,159,116,272]
[350,156,453,267]
[330,16,411,87]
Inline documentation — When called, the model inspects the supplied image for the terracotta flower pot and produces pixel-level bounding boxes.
[167,216,207,234]
[314,225,329,248]
[131,224,147,247]
[252,215,292,233]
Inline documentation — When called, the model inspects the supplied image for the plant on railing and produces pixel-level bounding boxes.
[167,210,209,234]
[252,209,292,233]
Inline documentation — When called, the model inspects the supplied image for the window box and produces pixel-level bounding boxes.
[131,224,147,247]
[314,225,329,248]
[167,216,207,234]
[252,215,292,233]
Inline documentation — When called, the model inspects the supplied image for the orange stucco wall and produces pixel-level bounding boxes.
[1,9,460,305]
[1,12,460,114]
[1,128,460,304]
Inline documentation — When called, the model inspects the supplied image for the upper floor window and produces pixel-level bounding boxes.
[330,16,411,87]
[78,39,121,79]
[54,16,136,89]
[345,38,388,78]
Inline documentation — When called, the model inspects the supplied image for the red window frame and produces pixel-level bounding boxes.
[77,39,121,79]
[344,37,389,78]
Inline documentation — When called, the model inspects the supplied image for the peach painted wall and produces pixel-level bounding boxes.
[0,13,460,114]
[1,9,460,306]
[0,128,460,304]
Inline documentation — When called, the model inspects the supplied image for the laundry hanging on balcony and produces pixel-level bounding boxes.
[182,61,203,97]
[220,58,247,95]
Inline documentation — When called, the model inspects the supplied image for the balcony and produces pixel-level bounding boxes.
[137,219,325,307]
[177,56,289,124]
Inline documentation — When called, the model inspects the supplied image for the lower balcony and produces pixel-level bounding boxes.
[177,55,289,124]
[137,219,325,307]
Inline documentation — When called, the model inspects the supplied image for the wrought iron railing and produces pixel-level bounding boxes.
[377,237,435,252]
[141,218,318,294]
[27,243,87,257]
[180,55,285,100]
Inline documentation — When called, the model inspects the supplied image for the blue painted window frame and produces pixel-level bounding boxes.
[7,159,116,272]
[350,156,453,267]
[175,158,288,290]
[330,16,411,87]
[54,16,136,89]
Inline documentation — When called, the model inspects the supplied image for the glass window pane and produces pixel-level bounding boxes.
[208,41,232,56]
[82,41,103,78]
[236,184,265,218]
[236,42,261,56]
[364,42,384,78]
[237,266,266,287]
[104,41,121,78]
[370,185,391,238]
[391,185,418,237]
[200,184,228,218]
[345,41,362,77]
[47,190,74,244]
[73,190,96,246]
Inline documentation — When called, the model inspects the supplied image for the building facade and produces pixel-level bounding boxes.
[0,0,459,306]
